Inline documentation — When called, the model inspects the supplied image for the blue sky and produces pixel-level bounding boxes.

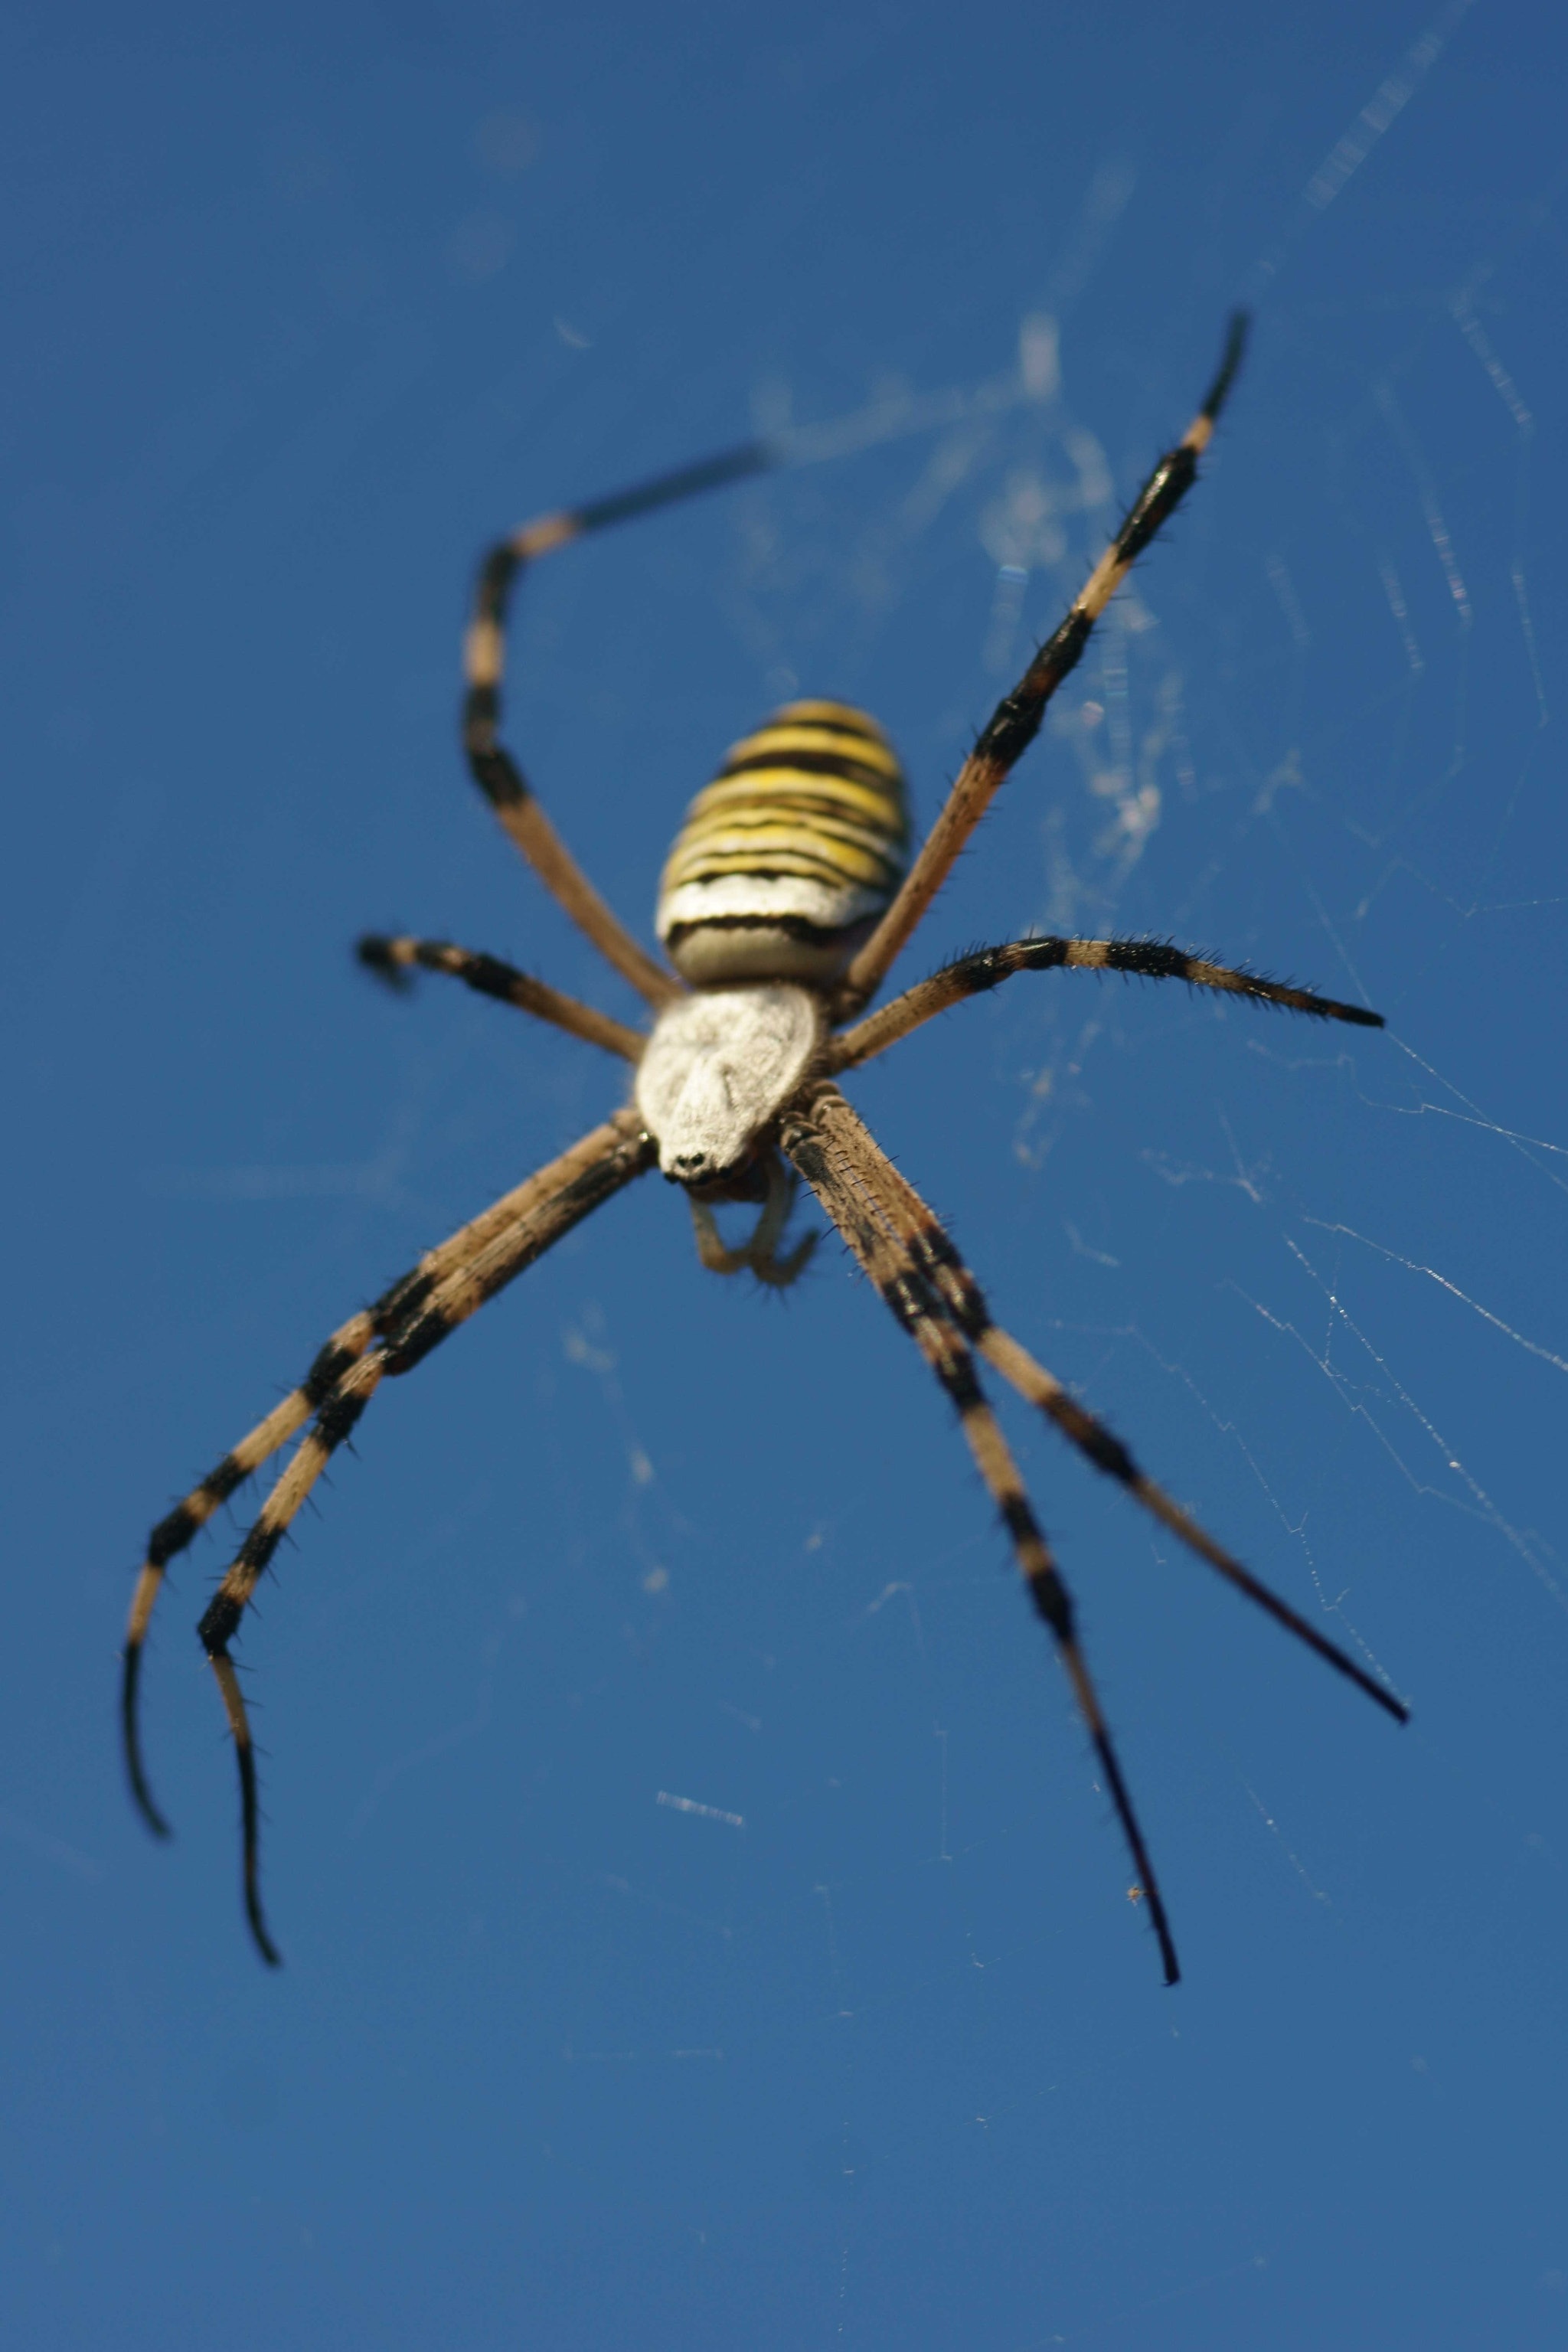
[4,1,1566,2344]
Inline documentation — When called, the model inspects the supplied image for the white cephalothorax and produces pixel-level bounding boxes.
[634,983,823,1181]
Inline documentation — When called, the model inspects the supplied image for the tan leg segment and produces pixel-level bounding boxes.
[830,933,1383,1072]
[835,318,1249,1017]
[122,1307,376,1838]
[358,934,645,1061]
[805,1083,1407,1726]
[196,1107,655,1965]
[779,1086,1181,1986]
[125,1113,653,1841]
[462,443,779,1008]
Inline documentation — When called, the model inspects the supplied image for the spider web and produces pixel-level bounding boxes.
[28,5,1561,2344]
[407,17,1563,2337]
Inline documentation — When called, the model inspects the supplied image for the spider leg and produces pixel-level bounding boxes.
[126,1139,622,1836]
[126,1113,653,1842]
[688,1155,817,1288]
[779,1086,1181,1985]
[803,1082,1408,1725]
[831,933,1383,1071]
[356,934,645,1061]
[197,1106,655,1964]
[835,315,1249,1018]
[462,443,778,1009]
[123,1308,376,1838]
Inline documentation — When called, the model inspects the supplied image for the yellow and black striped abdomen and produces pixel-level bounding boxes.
[656,701,910,985]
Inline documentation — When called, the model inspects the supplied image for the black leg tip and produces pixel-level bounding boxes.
[356,936,413,992]
[251,1924,284,1969]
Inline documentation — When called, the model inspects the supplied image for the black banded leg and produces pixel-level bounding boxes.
[122,1119,650,1840]
[122,1308,378,1837]
[199,1352,384,1965]
[779,1091,1181,1984]
[804,1081,1408,1726]
[835,315,1249,1017]
[357,935,645,1061]
[831,934,1384,1071]
[462,443,778,1009]
[198,1109,656,1965]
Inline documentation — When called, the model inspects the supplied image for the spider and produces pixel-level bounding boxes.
[122,312,1407,1981]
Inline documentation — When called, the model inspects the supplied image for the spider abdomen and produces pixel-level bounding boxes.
[655,699,910,985]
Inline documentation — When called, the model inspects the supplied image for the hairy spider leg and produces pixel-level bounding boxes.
[122,1306,377,1838]
[829,931,1384,1071]
[124,1116,652,1851]
[804,1083,1409,1725]
[125,1137,635,1834]
[779,1086,1181,1985]
[835,314,1250,1018]
[462,444,782,1008]
[357,934,645,1062]
[194,1109,655,1964]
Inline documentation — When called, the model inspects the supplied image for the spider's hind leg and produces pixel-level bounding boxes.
[687,1154,817,1289]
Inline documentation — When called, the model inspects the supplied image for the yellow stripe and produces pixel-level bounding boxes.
[657,700,911,962]
[665,835,895,887]
[769,697,884,730]
[690,769,907,831]
[720,725,904,781]
[676,796,901,850]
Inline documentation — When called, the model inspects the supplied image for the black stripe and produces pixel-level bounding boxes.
[677,833,902,883]
[475,544,520,628]
[371,1266,436,1331]
[302,1338,364,1406]
[357,934,416,994]
[1200,312,1249,421]
[684,797,903,848]
[903,1223,991,1340]
[233,1515,288,1585]
[464,736,529,810]
[149,1500,201,1566]
[314,1387,371,1453]
[1110,447,1197,573]
[978,608,1094,770]
[198,1592,244,1655]
[998,1490,1038,1548]
[1026,1564,1074,1642]
[769,706,888,742]
[717,749,904,795]
[663,911,861,949]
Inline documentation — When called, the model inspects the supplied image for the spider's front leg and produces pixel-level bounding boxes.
[833,314,1250,1020]
[462,443,784,1008]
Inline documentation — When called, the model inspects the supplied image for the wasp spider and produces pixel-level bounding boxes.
[123,315,1406,1980]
